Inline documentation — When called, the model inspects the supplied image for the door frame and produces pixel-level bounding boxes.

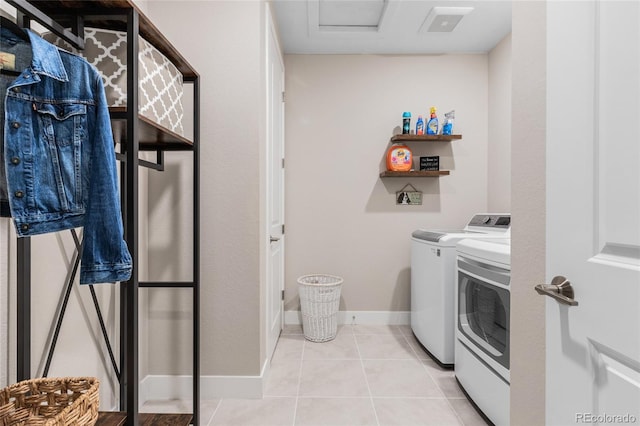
[509,2,548,424]
[0,220,9,387]
[264,1,285,362]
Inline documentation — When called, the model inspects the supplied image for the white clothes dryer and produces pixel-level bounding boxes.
[410,214,510,366]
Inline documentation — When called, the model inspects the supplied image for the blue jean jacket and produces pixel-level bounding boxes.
[1,28,132,284]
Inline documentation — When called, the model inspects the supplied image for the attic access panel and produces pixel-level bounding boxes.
[318,0,387,31]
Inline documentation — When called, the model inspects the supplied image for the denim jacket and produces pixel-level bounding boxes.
[1,28,132,284]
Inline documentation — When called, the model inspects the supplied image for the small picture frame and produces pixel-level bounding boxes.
[420,156,440,171]
[396,184,422,205]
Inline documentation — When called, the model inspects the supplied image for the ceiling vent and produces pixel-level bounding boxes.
[419,6,474,33]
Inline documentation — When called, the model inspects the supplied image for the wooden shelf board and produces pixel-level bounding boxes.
[109,108,194,150]
[379,170,450,177]
[96,412,126,426]
[96,412,193,426]
[390,134,462,142]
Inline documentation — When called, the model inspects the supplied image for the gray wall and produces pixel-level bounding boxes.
[488,34,512,213]
[146,0,267,377]
[283,52,511,313]
[144,152,194,376]
[510,2,546,424]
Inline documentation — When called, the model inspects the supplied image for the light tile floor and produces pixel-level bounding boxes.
[141,324,489,426]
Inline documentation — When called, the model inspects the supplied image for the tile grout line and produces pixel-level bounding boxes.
[292,333,307,426]
[400,326,448,396]
[399,327,469,426]
[295,395,449,400]
[352,329,381,426]
[205,399,222,426]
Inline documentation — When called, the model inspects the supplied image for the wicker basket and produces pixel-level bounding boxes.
[0,377,99,426]
[298,274,344,342]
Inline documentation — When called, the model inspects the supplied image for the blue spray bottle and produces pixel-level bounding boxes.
[442,110,455,135]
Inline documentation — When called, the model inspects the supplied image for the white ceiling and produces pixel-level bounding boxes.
[272,0,513,54]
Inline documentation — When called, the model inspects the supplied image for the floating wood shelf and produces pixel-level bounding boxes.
[96,412,193,426]
[380,170,450,177]
[390,134,462,142]
[380,134,460,178]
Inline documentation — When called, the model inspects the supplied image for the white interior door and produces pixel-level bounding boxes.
[266,5,285,360]
[545,1,640,424]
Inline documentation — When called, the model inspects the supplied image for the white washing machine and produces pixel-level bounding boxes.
[455,237,511,426]
[410,214,510,366]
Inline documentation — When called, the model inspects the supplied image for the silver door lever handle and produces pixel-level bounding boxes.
[270,236,280,243]
[534,276,579,306]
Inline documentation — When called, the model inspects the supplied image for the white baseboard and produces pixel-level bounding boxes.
[140,358,270,404]
[140,375,192,404]
[285,310,410,326]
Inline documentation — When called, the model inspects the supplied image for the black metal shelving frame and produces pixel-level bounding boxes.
[5,1,200,425]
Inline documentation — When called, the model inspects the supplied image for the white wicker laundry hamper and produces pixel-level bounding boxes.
[297,274,343,342]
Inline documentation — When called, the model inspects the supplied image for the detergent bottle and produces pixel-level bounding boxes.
[402,112,411,134]
[426,107,439,135]
[415,115,424,135]
[386,142,413,172]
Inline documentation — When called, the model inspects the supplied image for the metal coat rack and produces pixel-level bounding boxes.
[4,1,201,424]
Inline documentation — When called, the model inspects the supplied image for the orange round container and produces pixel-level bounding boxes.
[386,143,413,171]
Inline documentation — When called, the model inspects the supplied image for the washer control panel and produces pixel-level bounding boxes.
[468,214,511,228]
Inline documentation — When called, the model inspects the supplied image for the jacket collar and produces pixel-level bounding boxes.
[26,29,68,82]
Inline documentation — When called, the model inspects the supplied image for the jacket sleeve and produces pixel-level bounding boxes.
[79,71,132,284]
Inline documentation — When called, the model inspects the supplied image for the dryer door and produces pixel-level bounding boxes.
[457,257,510,372]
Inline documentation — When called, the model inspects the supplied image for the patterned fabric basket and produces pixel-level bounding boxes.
[44,28,185,137]
[298,274,344,342]
[0,377,99,426]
